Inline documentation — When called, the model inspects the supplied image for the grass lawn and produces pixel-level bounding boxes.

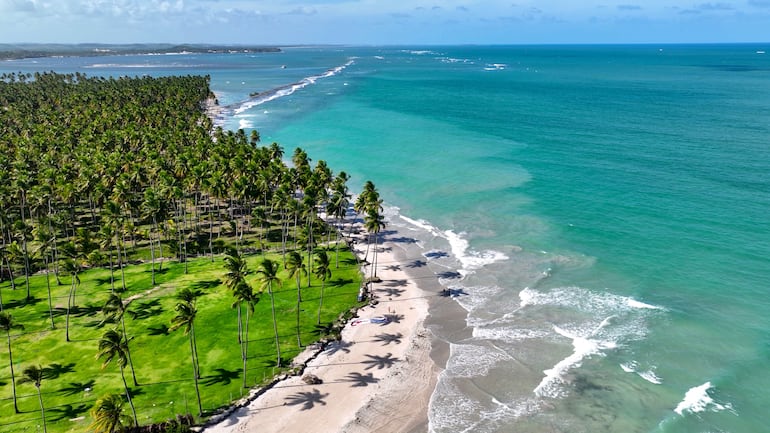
[0,245,362,433]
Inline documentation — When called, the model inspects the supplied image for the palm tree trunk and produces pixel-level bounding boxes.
[121,318,138,386]
[120,366,139,426]
[242,310,250,389]
[65,277,75,342]
[269,287,281,367]
[317,280,325,325]
[36,386,47,433]
[6,332,19,413]
[44,256,54,329]
[190,334,203,416]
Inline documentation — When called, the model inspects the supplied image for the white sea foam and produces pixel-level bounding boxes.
[674,382,733,415]
[429,375,540,433]
[237,118,254,129]
[233,60,354,114]
[627,298,666,310]
[620,361,663,384]
[638,370,663,384]
[398,215,508,273]
[534,324,617,398]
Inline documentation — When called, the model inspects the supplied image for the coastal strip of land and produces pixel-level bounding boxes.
[203,224,441,433]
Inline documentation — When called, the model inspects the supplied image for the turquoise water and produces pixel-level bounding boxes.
[4,44,770,432]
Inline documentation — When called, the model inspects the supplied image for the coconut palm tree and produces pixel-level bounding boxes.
[102,294,138,386]
[0,311,23,413]
[314,250,332,324]
[95,329,139,427]
[61,257,80,342]
[170,294,203,417]
[89,394,133,433]
[32,224,56,328]
[223,250,248,344]
[19,364,47,433]
[285,251,307,347]
[256,258,282,366]
[364,207,386,281]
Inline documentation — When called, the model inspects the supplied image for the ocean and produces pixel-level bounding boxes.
[4,44,770,432]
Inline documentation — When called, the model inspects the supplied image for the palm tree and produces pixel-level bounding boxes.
[313,250,333,324]
[33,224,56,328]
[285,251,307,347]
[256,258,282,366]
[223,250,248,344]
[364,207,386,281]
[96,329,139,427]
[61,257,80,342]
[19,364,47,433]
[89,394,133,433]
[170,294,203,417]
[0,311,23,413]
[102,294,138,386]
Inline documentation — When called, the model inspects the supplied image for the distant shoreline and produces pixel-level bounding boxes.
[0,43,280,61]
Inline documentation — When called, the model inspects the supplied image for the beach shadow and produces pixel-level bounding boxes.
[377,288,405,298]
[373,332,403,346]
[128,299,163,320]
[439,288,468,298]
[343,372,379,387]
[436,271,462,280]
[324,340,354,355]
[425,251,449,259]
[386,236,418,244]
[382,314,404,325]
[48,403,89,421]
[362,353,399,370]
[147,323,169,336]
[42,362,76,380]
[382,279,408,287]
[58,380,96,396]
[201,368,239,386]
[284,388,328,410]
[406,260,427,268]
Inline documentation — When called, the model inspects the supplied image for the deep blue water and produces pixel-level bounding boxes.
[4,44,770,432]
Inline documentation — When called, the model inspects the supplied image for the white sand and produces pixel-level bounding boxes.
[203,232,438,433]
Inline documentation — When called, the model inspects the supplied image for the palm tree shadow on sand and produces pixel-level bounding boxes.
[362,353,399,370]
[284,389,329,410]
[343,371,379,387]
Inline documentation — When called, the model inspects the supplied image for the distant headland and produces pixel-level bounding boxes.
[0,43,281,60]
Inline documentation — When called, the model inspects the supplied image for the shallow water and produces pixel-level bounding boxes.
[5,44,770,432]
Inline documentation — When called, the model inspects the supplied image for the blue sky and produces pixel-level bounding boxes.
[1,0,769,45]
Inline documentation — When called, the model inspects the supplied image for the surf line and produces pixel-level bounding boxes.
[226,59,355,115]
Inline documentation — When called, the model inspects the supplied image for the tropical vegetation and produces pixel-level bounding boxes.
[0,71,375,432]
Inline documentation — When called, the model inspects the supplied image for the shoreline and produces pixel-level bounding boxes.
[202,222,449,433]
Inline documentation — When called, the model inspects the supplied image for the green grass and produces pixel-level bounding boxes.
[0,246,362,433]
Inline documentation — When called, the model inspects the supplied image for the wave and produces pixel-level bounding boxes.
[230,60,354,114]
[534,324,617,398]
[397,214,508,274]
[620,361,663,384]
[521,286,666,398]
[674,382,734,416]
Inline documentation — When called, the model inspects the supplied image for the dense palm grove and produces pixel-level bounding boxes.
[0,70,357,306]
[0,72,387,432]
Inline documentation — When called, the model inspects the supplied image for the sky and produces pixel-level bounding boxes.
[1,0,769,45]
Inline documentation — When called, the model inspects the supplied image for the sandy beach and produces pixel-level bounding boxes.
[203,224,441,433]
